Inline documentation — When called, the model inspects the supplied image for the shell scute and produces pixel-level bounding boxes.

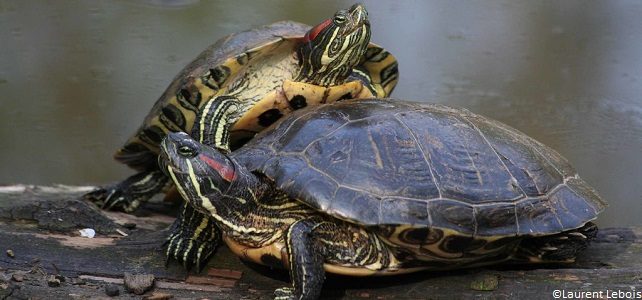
[231,99,605,237]
[380,197,430,226]
[551,186,599,229]
[401,109,523,203]
[474,203,518,236]
[328,188,380,224]
[427,200,475,235]
[333,117,440,199]
[466,114,563,196]
[566,176,607,212]
[515,198,564,235]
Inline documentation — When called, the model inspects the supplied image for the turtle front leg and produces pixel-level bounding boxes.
[277,218,397,299]
[276,219,325,300]
[84,169,169,212]
[166,201,221,272]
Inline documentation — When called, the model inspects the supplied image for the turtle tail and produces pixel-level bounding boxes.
[512,222,598,263]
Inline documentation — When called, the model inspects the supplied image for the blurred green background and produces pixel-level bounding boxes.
[0,0,640,227]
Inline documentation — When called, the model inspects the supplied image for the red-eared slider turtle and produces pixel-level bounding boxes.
[160,99,606,299]
[85,3,398,212]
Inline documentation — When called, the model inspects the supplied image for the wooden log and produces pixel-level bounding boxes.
[0,185,640,299]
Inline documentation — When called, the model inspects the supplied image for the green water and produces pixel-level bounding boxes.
[0,0,640,227]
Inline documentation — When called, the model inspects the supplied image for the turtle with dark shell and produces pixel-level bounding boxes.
[85,3,398,212]
[160,98,606,300]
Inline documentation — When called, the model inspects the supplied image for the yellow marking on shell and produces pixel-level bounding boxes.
[116,36,396,164]
[361,44,399,97]
[282,79,366,106]
[323,264,429,277]
[224,236,285,265]
[355,86,375,98]
[366,130,384,169]
[232,89,290,133]
[325,80,365,102]
[223,236,420,276]
[382,225,517,265]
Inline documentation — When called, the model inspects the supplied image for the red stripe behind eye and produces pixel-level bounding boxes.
[199,154,236,182]
[304,18,332,43]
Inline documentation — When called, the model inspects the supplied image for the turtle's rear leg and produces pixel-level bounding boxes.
[514,222,598,263]
[84,169,169,212]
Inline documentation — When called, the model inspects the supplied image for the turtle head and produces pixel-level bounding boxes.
[160,132,238,204]
[297,3,371,86]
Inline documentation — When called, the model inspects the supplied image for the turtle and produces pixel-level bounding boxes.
[159,98,606,299]
[84,3,399,212]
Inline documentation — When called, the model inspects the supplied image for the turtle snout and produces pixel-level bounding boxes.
[349,3,368,24]
[160,131,200,173]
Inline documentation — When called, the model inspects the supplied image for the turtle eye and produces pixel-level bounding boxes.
[334,13,347,24]
[178,145,197,158]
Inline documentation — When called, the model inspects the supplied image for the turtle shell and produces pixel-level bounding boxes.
[115,21,398,170]
[232,99,607,237]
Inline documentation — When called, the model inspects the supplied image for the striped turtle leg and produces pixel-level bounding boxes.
[85,169,169,212]
[275,219,325,300]
[276,218,395,300]
[165,200,221,272]
[191,95,241,153]
[513,222,598,263]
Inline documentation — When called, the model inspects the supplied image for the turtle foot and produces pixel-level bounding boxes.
[274,287,296,300]
[84,170,168,212]
[84,186,139,212]
[516,222,598,262]
[164,202,220,272]
[165,229,215,272]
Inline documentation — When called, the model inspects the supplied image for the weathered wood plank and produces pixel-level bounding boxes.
[0,185,640,299]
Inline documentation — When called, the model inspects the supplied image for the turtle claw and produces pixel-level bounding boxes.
[84,186,139,212]
[164,231,213,273]
[84,170,168,212]
[164,204,220,272]
[274,287,296,300]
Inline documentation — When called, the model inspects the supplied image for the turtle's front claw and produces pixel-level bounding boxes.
[274,287,296,300]
[164,231,215,273]
[164,204,220,272]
